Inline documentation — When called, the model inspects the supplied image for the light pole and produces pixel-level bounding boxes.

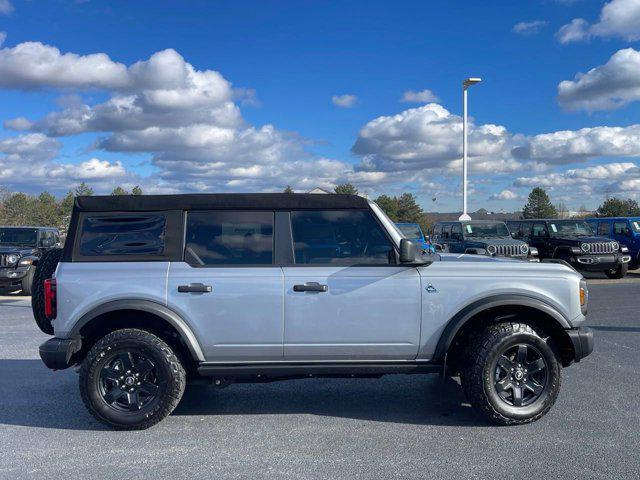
[459,77,482,221]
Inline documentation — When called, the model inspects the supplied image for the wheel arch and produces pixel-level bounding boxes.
[434,294,576,366]
[70,299,205,363]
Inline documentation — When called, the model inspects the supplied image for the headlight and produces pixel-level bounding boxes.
[486,245,497,255]
[581,243,591,253]
[529,246,538,256]
[611,241,619,252]
[519,244,529,254]
[6,254,18,264]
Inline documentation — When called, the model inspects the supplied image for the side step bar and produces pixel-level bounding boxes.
[197,361,442,379]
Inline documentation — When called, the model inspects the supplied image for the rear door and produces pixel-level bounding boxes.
[167,210,284,362]
[282,209,422,361]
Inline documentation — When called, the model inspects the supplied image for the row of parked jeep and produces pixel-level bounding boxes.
[397,217,639,279]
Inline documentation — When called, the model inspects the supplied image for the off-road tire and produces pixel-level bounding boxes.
[20,267,34,296]
[605,262,628,279]
[460,322,561,426]
[79,328,186,430]
[31,248,63,334]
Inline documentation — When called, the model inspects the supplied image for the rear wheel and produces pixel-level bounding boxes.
[79,328,186,430]
[31,248,63,334]
[460,322,561,425]
[605,262,628,279]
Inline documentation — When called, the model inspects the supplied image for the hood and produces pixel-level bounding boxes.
[550,235,614,245]
[436,253,522,263]
[0,246,37,255]
[465,237,526,246]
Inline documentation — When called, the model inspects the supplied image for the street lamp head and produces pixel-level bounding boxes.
[463,77,482,87]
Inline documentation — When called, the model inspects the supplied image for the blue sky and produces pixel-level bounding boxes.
[1,0,640,212]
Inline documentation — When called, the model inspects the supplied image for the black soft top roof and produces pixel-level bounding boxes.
[74,193,370,212]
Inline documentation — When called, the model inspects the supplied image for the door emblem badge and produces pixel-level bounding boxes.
[425,283,437,293]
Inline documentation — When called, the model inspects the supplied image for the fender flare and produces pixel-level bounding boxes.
[433,294,571,361]
[69,299,205,362]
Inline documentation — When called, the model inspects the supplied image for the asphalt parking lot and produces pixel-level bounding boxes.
[1,277,639,480]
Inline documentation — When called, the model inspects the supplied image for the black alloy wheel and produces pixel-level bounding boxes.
[493,343,548,407]
[98,351,160,412]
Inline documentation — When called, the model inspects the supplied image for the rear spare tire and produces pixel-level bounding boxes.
[31,248,63,335]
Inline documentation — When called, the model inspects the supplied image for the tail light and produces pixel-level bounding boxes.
[44,278,57,319]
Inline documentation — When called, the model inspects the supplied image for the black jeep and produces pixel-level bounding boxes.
[0,226,62,295]
[431,220,538,260]
[507,219,631,278]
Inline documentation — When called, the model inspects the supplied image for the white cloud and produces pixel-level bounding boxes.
[351,103,516,174]
[490,189,520,200]
[332,94,358,108]
[513,20,548,35]
[0,0,13,16]
[514,125,640,162]
[400,89,439,103]
[557,0,640,43]
[514,162,640,197]
[558,48,640,111]
[0,32,6,47]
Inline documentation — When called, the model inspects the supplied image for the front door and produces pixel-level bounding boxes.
[282,210,422,361]
[167,210,284,362]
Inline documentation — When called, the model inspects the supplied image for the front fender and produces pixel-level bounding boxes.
[432,294,571,362]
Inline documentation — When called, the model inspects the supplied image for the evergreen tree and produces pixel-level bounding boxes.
[396,193,423,223]
[522,187,557,219]
[334,183,358,195]
[131,186,143,195]
[34,191,60,226]
[283,185,294,193]
[110,186,129,195]
[374,194,399,221]
[74,182,94,196]
[597,197,640,217]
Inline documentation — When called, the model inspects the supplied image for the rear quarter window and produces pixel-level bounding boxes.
[79,215,167,256]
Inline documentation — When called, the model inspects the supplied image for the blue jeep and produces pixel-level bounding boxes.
[396,223,435,253]
[586,217,640,270]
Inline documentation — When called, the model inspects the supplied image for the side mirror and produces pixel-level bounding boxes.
[511,232,517,238]
[399,238,418,263]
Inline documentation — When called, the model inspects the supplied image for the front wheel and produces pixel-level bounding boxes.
[460,322,561,425]
[605,262,628,279]
[20,267,34,296]
[79,329,186,430]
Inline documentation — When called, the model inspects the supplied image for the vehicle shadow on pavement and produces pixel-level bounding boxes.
[174,375,488,427]
[0,359,108,431]
[0,360,487,429]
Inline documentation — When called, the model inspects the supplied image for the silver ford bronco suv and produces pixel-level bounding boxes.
[36,194,593,430]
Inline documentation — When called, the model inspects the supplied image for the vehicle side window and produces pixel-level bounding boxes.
[441,225,450,240]
[532,223,547,237]
[598,222,611,236]
[185,211,274,266]
[451,223,462,240]
[291,210,393,265]
[613,221,630,236]
[79,214,167,256]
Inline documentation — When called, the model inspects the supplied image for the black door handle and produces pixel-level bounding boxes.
[177,283,213,293]
[293,282,328,292]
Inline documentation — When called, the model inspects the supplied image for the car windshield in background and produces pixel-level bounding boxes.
[632,221,640,233]
[464,222,509,238]
[548,221,593,237]
[0,228,38,246]
[397,225,422,239]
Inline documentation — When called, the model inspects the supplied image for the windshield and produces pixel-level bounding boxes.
[0,228,38,246]
[548,221,593,237]
[397,224,422,239]
[463,222,509,238]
